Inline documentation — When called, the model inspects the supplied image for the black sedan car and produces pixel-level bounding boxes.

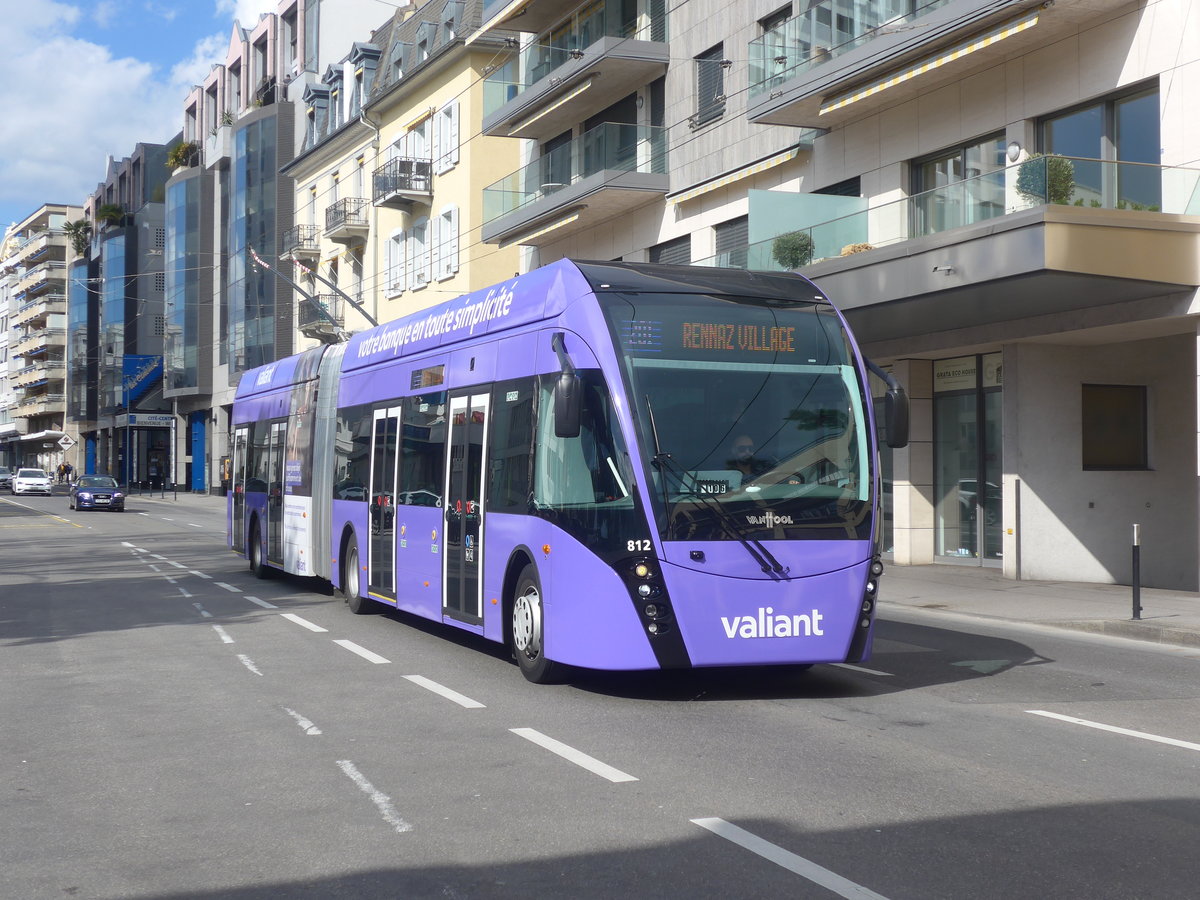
[69,475,126,511]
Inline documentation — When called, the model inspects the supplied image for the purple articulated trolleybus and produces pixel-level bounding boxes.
[229,260,908,683]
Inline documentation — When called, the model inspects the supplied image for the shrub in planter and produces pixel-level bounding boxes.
[1016,153,1075,205]
[771,230,815,269]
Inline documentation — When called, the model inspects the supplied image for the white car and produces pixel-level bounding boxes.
[12,467,52,495]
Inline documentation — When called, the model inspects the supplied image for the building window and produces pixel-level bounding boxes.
[1040,85,1160,210]
[649,235,691,265]
[434,204,459,281]
[1082,384,1148,470]
[911,133,1006,237]
[433,100,459,174]
[760,4,792,32]
[386,229,406,295]
[410,217,431,287]
[693,43,726,127]
[714,216,748,268]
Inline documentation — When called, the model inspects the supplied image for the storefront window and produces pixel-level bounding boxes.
[934,354,1002,563]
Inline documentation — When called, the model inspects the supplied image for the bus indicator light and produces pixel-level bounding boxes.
[634,563,651,578]
[542,543,551,555]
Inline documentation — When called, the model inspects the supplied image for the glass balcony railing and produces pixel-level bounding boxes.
[692,156,1200,270]
[749,0,952,98]
[483,122,668,224]
[483,0,667,117]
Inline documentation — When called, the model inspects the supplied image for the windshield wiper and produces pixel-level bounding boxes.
[643,394,786,575]
[652,450,787,576]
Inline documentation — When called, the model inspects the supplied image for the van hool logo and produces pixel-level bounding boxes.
[721,606,825,639]
[745,512,794,527]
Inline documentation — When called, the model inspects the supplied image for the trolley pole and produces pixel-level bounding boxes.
[1131,523,1142,620]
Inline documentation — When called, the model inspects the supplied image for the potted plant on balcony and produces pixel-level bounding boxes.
[772,230,815,269]
[167,140,199,169]
[96,203,126,228]
[63,219,92,256]
[1016,153,1075,206]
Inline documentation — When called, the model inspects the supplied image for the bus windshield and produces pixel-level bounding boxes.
[603,291,872,542]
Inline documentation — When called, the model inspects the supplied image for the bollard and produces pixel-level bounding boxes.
[1131,523,1142,620]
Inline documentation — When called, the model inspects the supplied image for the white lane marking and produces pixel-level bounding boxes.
[163,518,174,522]
[280,613,328,633]
[190,570,212,579]
[215,582,242,593]
[245,596,277,609]
[148,564,161,572]
[1027,710,1200,753]
[150,554,167,560]
[164,576,177,584]
[509,728,638,783]
[832,663,893,677]
[283,707,322,735]
[178,587,193,598]
[212,625,234,644]
[188,523,203,528]
[337,760,412,833]
[121,542,135,548]
[134,547,148,553]
[193,603,212,619]
[333,639,391,664]
[169,561,187,569]
[691,818,890,899]
[138,513,150,517]
[403,675,485,709]
[237,654,263,676]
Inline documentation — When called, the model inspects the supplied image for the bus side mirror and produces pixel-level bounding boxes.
[884,386,909,449]
[554,372,582,438]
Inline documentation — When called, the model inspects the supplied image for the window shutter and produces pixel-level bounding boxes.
[438,205,459,279]
[448,102,460,168]
[447,205,459,276]
[431,211,443,279]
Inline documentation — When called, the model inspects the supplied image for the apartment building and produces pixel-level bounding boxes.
[164,0,388,493]
[70,146,173,485]
[1,204,83,472]
[280,0,522,354]
[473,0,1200,590]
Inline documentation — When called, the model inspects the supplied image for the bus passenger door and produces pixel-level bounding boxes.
[368,407,401,601]
[267,421,286,566]
[443,393,489,622]
[231,426,248,552]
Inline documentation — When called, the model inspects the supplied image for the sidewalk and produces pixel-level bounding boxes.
[883,563,1200,649]
[131,487,1200,650]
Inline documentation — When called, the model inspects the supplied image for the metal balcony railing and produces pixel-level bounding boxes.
[372,156,433,203]
[280,224,319,257]
[325,198,369,233]
[298,293,344,333]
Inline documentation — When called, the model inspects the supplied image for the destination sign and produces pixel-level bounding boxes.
[682,322,796,354]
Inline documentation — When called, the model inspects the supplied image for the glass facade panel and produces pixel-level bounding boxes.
[229,116,279,374]
[101,234,126,413]
[165,178,201,390]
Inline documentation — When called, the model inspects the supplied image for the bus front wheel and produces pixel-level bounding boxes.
[511,564,560,684]
[342,535,373,614]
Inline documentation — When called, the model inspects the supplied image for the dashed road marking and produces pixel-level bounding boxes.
[403,675,485,709]
[1027,710,1200,753]
[280,613,327,633]
[337,760,412,833]
[333,639,390,664]
[691,818,889,899]
[510,728,637,783]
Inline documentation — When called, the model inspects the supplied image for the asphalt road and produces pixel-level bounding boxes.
[2,491,1199,899]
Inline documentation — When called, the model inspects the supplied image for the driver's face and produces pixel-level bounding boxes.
[733,440,754,459]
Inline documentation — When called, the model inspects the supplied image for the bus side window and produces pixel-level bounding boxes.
[534,372,631,508]
[488,377,536,512]
[401,391,447,506]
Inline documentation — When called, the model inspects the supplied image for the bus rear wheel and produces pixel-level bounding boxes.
[249,521,269,579]
[342,535,373,614]
[511,564,560,684]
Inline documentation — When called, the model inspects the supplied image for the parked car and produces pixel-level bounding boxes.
[69,475,126,511]
[0,466,11,491]
[12,468,52,495]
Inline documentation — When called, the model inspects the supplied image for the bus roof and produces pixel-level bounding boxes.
[235,260,836,397]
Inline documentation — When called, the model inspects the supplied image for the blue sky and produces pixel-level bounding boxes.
[0,0,276,230]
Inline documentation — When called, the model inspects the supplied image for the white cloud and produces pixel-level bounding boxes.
[0,0,275,225]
